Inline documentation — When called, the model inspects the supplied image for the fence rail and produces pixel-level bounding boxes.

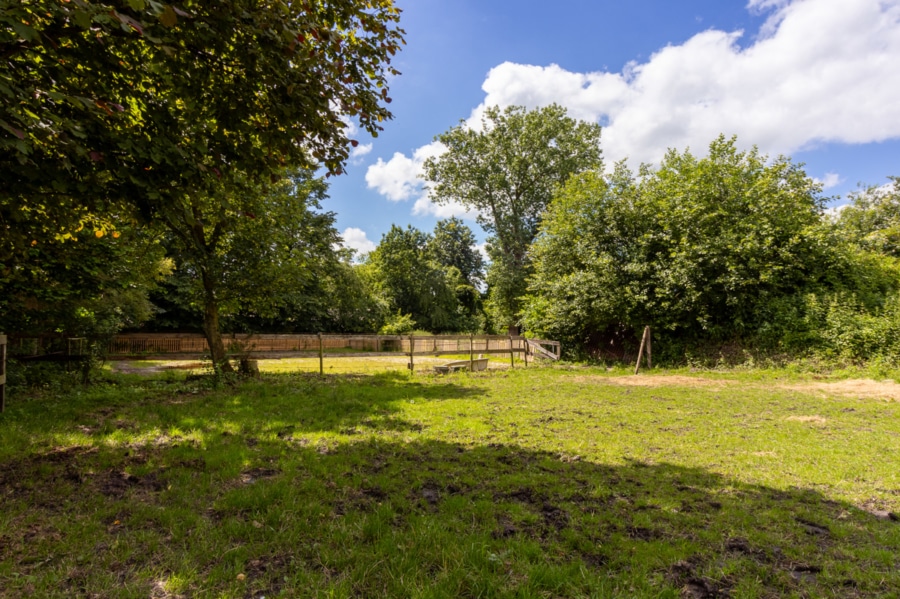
[104,333,560,359]
[9,333,559,359]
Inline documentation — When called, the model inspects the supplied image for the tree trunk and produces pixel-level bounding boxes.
[201,271,232,373]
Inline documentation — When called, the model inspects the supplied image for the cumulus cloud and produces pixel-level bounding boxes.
[367,0,900,209]
[412,196,479,219]
[475,0,900,165]
[814,172,843,190]
[349,142,373,165]
[822,203,848,218]
[365,141,446,201]
[341,227,376,255]
[351,142,372,158]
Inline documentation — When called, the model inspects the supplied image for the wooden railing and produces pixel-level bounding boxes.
[103,333,560,360]
[5,334,561,379]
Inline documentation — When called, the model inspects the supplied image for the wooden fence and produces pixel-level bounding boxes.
[104,333,560,361]
[5,334,561,377]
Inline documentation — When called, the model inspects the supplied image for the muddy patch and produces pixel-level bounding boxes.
[239,468,280,485]
[100,469,167,498]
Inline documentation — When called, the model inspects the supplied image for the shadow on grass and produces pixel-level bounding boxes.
[1,373,899,598]
[2,439,899,597]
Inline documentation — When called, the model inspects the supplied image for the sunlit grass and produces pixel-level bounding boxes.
[1,363,898,597]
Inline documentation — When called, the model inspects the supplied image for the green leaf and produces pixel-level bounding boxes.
[72,10,92,30]
[159,5,178,28]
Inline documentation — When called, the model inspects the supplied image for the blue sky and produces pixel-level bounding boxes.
[330,0,900,254]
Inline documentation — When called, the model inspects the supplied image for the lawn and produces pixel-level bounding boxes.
[1,361,899,598]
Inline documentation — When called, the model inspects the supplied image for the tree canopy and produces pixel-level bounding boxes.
[2,1,403,206]
[837,177,900,258]
[523,136,848,358]
[427,217,484,287]
[422,104,602,329]
[2,1,405,366]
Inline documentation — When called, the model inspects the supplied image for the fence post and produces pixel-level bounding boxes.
[0,333,6,413]
[523,338,528,368]
[409,335,415,375]
[318,333,323,375]
[508,335,515,369]
[634,326,650,375]
[469,334,474,372]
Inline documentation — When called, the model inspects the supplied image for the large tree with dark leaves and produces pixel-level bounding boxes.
[1,1,404,367]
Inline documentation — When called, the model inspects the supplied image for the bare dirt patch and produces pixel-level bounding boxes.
[573,375,732,388]
[786,415,828,424]
[110,361,203,375]
[784,379,900,401]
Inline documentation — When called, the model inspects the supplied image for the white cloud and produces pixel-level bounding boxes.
[412,196,479,220]
[341,227,376,255]
[814,172,843,190]
[349,142,373,165]
[368,0,900,205]
[339,113,359,136]
[471,0,900,166]
[823,203,848,218]
[365,141,445,201]
[351,142,372,159]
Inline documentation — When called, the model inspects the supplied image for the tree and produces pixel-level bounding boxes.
[2,1,405,367]
[523,136,843,357]
[837,177,900,257]
[364,225,477,332]
[423,104,602,330]
[158,171,343,365]
[428,217,485,287]
[2,1,403,207]
[0,220,170,338]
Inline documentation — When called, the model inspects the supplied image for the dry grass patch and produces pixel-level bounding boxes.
[573,374,733,388]
[785,415,828,424]
[783,378,900,401]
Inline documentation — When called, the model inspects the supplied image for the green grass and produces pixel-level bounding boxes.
[1,362,899,598]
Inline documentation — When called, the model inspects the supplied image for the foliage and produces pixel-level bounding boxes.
[428,217,485,287]
[837,177,900,257]
[0,221,169,336]
[365,224,480,333]
[423,104,602,327]
[378,311,416,335]
[524,136,852,358]
[1,0,404,226]
[157,170,343,363]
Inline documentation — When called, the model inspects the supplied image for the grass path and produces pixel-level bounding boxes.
[1,364,898,598]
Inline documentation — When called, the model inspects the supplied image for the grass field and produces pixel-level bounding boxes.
[1,360,899,598]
